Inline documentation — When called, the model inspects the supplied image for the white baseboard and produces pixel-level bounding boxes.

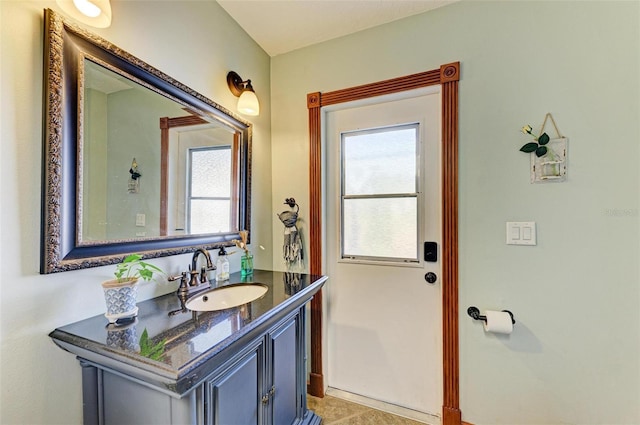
[325,387,441,425]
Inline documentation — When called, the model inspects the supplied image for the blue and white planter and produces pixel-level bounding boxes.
[102,277,139,323]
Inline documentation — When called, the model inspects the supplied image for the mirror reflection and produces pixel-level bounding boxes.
[164,125,235,236]
[81,59,239,242]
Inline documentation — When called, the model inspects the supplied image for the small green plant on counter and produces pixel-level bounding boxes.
[520,124,551,157]
[138,328,166,361]
[114,254,165,283]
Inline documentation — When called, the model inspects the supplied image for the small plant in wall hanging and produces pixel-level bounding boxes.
[520,125,551,157]
[519,113,568,183]
[128,157,141,193]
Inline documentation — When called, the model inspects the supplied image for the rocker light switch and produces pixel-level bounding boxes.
[506,222,536,245]
[136,213,146,227]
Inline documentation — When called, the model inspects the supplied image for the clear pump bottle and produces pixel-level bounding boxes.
[215,247,230,282]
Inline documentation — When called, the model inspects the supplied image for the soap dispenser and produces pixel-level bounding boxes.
[215,247,230,282]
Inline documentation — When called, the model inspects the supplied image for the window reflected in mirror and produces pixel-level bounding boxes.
[160,116,239,237]
[186,146,232,234]
[80,58,240,243]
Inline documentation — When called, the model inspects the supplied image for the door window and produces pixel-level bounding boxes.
[340,123,421,262]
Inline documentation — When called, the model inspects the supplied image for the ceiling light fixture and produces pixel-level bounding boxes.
[56,0,112,28]
[226,71,260,116]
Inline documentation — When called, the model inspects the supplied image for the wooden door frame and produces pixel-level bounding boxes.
[159,116,240,237]
[306,62,461,425]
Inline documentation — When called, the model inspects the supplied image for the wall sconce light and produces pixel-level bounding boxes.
[56,0,112,28]
[227,71,260,116]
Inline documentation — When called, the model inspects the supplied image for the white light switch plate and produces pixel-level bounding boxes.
[136,213,146,227]
[506,222,536,245]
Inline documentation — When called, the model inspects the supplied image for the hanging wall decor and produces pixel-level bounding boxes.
[519,113,568,183]
[277,198,303,269]
[128,158,141,193]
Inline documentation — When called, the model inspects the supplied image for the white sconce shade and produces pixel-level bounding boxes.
[237,90,260,116]
[56,0,112,28]
[227,71,260,116]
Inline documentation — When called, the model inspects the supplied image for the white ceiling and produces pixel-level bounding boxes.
[216,0,458,57]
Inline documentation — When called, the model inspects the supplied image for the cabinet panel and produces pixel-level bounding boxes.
[270,317,299,425]
[210,346,262,425]
[101,371,199,425]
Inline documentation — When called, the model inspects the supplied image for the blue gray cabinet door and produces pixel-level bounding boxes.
[209,341,264,425]
[270,318,299,425]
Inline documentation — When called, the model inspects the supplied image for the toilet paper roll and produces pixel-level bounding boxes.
[483,310,513,334]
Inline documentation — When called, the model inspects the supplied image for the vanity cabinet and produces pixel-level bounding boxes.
[207,313,302,425]
[83,310,311,425]
[208,340,262,424]
[269,317,300,424]
[50,271,326,425]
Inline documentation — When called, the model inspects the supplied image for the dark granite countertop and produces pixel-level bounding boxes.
[50,270,326,395]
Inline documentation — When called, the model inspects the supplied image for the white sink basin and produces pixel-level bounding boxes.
[186,283,268,312]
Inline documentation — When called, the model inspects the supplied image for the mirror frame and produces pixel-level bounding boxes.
[41,9,252,273]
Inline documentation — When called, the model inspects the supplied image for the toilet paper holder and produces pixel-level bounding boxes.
[467,306,515,325]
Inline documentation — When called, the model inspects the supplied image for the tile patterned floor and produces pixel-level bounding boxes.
[307,394,425,425]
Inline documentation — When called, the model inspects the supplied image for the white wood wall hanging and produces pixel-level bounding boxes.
[520,113,568,183]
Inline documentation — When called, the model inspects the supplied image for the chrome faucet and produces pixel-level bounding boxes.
[191,248,214,286]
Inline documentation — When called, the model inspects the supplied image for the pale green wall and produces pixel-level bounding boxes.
[0,1,271,423]
[104,88,183,240]
[271,1,640,424]
[84,89,108,240]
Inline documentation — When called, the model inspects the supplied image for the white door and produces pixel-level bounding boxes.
[325,87,442,418]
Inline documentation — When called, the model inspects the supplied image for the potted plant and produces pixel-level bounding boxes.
[102,254,164,323]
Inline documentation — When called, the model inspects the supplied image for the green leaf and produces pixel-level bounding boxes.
[520,142,538,153]
[124,254,142,263]
[139,269,153,281]
[140,328,149,343]
[537,133,550,145]
[114,263,127,280]
[142,262,164,273]
[147,340,166,361]
[113,253,165,281]
[139,328,165,361]
[535,146,548,157]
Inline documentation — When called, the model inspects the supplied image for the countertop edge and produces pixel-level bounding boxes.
[173,274,327,395]
[50,273,327,397]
